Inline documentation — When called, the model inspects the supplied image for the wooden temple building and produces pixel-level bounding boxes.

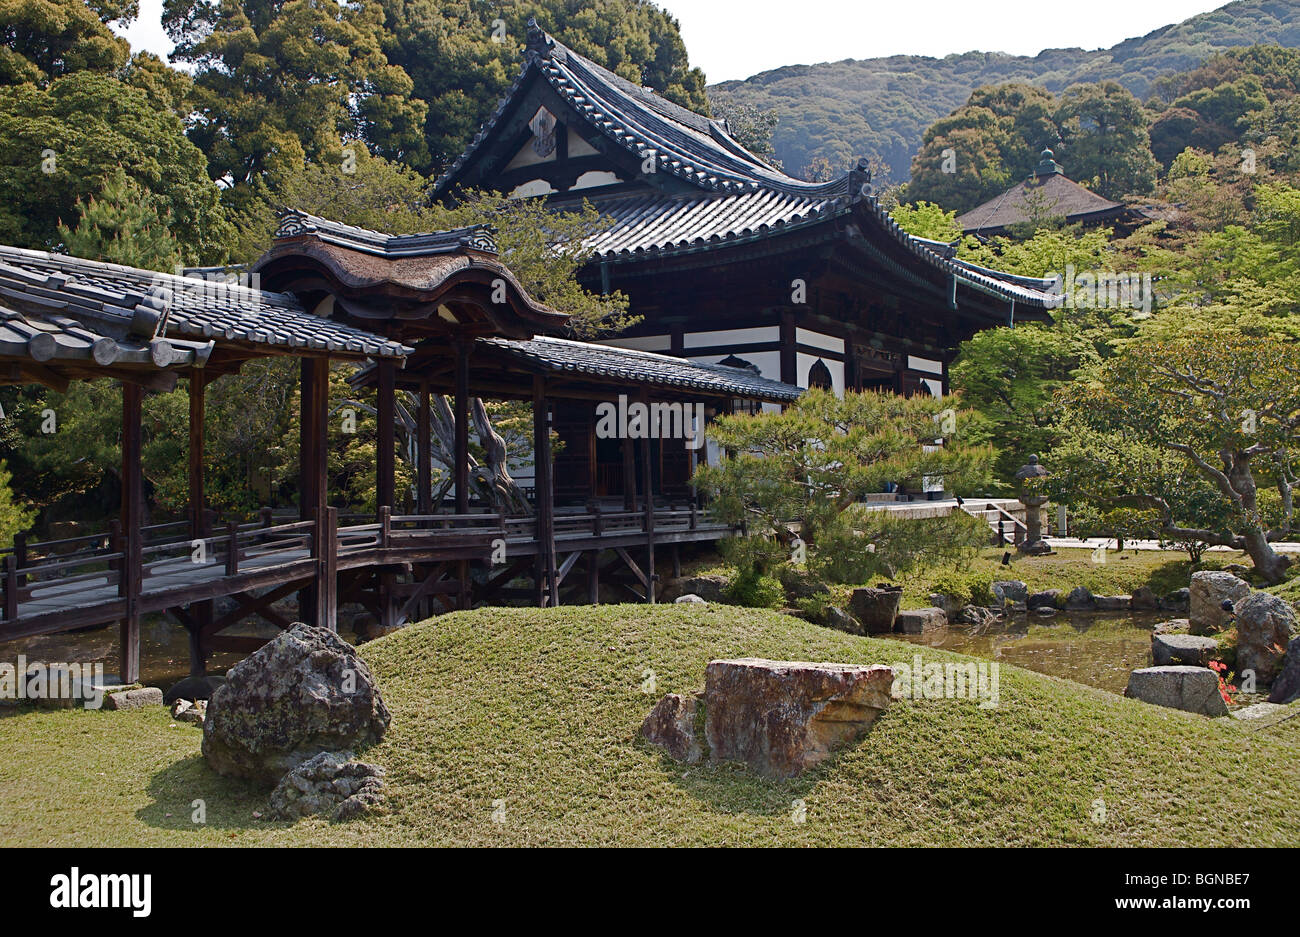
[0,20,1059,685]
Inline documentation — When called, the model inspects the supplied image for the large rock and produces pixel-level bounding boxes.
[1189,571,1250,635]
[641,693,703,763]
[1028,589,1063,610]
[894,607,947,635]
[703,659,894,778]
[1130,586,1160,610]
[1153,618,1190,635]
[928,593,963,618]
[822,605,862,636]
[992,580,1028,609]
[163,674,226,704]
[266,751,386,821]
[848,585,902,635]
[1268,636,1300,704]
[674,593,707,605]
[956,605,998,626]
[1095,594,1131,611]
[1235,592,1297,686]
[661,575,728,604]
[1151,633,1219,667]
[1161,588,1191,612]
[1124,666,1228,717]
[202,623,390,784]
[105,687,163,711]
[1065,586,1096,610]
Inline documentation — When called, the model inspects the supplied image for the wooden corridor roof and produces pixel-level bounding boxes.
[0,245,411,387]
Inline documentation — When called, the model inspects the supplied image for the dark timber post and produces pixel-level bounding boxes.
[454,341,471,515]
[780,310,797,387]
[317,507,338,631]
[120,382,144,684]
[377,359,396,512]
[640,391,656,604]
[187,371,212,677]
[621,437,636,512]
[417,380,432,514]
[533,376,557,607]
[298,357,329,624]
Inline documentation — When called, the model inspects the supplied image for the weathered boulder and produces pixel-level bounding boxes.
[1161,588,1191,612]
[1124,666,1228,717]
[1189,571,1250,635]
[163,674,226,704]
[1065,586,1096,610]
[1235,592,1297,686]
[1035,606,1058,617]
[1268,636,1300,704]
[202,623,390,784]
[703,659,894,778]
[1095,594,1131,611]
[1233,701,1290,721]
[266,751,386,821]
[992,580,1028,609]
[1028,589,1063,610]
[640,693,703,763]
[1151,633,1219,667]
[894,607,947,635]
[848,585,902,635]
[674,593,707,605]
[1153,618,1190,635]
[105,687,163,711]
[822,605,862,636]
[1130,586,1160,610]
[661,575,728,604]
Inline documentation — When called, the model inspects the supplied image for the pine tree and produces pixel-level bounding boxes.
[56,167,183,272]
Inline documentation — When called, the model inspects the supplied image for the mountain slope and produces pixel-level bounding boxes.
[710,0,1300,181]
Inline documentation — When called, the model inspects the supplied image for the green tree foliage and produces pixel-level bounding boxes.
[707,90,780,166]
[56,166,183,271]
[692,388,992,583]
[1051,332,1300,583]
[1053,81,1158,199]
[0,460,34,545]
[0,71,232,262]
[162,0,429,186]
[0,0,133,85]
[377,0,710,172]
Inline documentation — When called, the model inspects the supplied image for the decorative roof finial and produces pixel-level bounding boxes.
[526,18,552,59]
[1035,148,1063,177]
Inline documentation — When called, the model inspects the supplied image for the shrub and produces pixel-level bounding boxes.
[725,568,786,609]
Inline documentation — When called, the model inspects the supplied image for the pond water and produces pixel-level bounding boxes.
[896,610,1171,695]
[0,616,281,689]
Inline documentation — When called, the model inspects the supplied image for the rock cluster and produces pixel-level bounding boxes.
[642,658,895,778]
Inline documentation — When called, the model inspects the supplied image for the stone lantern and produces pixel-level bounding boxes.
[1014,454,1051,555]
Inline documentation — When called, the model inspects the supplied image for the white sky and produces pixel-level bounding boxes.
[117,0,1228,83]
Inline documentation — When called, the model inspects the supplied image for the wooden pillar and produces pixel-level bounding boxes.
[621,436,636,511]
[533,376,557,607]
[417,381,432,514]
[376,359,396,512]
[587,550,600,605]
[298,357,329,623]
[120,382,143,684]
[940,357,950,397]
[780,310,797,386]
[187,372,211,676]
[640,392,656,604]
[454,341,471,515]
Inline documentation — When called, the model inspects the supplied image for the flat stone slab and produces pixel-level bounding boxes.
[1125,666,1228,717]
[1153,619,1190,635]
[674,594,706,604]
[1151,633,1219,667]
[894,607,947,634]
[1231,701,1290,721]
[1095,594,1131,611]
[704,659,894,778]
[105,687,164,711]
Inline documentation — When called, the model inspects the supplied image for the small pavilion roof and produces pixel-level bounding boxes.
[956,151,1128,236]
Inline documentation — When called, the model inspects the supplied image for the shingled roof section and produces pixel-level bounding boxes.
[956,153,1128,236]
[479,335,804,402]
[0,245,411,363]
[432,22,1059,312]
[273,210,499,257]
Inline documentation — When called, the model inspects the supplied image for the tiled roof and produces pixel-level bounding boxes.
[274,210,498,257]
[432,22,1058,311]
[956,172,1127,235]
[479,335,804,402]
[0,245,411,361]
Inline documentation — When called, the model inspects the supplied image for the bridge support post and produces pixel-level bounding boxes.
[417,381,432,514]
[533,376,557,607]
[298,357,329,624]
[377,359,395,511]
[120,382,143,684]
[187,372,213,675]
[640,392,655,604]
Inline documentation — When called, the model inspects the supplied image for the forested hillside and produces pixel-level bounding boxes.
[709,0,1300,181]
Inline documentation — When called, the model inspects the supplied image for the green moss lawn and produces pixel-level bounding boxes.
[2,604,1297,846]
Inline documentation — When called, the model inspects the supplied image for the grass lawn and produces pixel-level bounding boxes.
[1,604,1297,846]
